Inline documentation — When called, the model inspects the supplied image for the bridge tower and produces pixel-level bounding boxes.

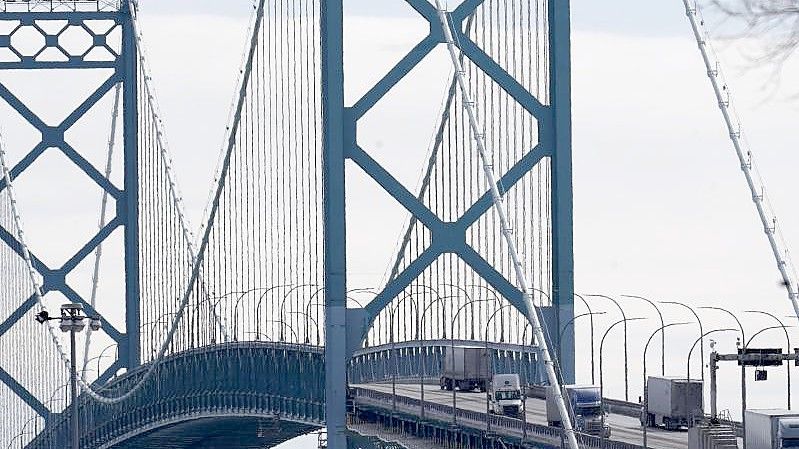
[0,0,140,418]
[322,0,574,445]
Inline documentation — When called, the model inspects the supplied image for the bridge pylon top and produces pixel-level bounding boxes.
[0,0,120,13]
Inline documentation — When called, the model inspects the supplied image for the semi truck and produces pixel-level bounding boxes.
[745,409,799,449]
[488,374,523,417]
[546,384,611,438]
[642,376,703,430]
[440,346,490,392]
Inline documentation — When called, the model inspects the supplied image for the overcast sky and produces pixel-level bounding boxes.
[3,1,799,446]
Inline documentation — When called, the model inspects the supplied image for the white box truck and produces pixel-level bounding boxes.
[488,374,523,417]
[643,376,703,430]
[546,384,611,438]
[745,409,799,449]
[440,346,490,392]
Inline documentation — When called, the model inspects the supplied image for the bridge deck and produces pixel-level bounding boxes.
[354,383,688,449]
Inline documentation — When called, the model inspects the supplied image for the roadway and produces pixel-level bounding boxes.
[355,383,689,449]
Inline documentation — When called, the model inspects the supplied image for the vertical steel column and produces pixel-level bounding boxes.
[121,2,141,369]
[321,0,349,447]
[548,0,575,384]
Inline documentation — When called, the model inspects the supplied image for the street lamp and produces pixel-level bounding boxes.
[746,310,792,410]
[449,297,494,425]
[642,322,689,448]
[740,325,795,449]
[685,328,737,426]
[36,303,101,449]
[574,293,598,384]
[559,311,605,374]
[623,294,666,376]
[485,304,514,432]
[418,292,452,421]
[661,300,705,385]
[588,294,631,401]
[599,317,646,448]
[700,305,746,430]
[287,311,321,345]
[388,293,419,414]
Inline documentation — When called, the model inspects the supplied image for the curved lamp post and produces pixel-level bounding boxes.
[388,294,419,415]
[444,283,474,340]
[642,322,689,448]
[280,284,318,341]
[661,300,705,385]
[449,298,494,425]
[746,310,791,410]
[685,328,737,426]
[588,294,631,400]
[574,293,598,384]
[600,317,646,448]
[484,304,514,432]
[740,325,795,448]
[559,311,605,376]
[418,292,452,421]
[623,294,666,376]
[287,311,321,345]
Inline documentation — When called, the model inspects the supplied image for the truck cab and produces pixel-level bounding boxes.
[547,384,611,438]
[779,417,799,448]
[488,374,523,417]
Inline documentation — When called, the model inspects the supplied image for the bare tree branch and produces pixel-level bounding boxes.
[709,1,799,64]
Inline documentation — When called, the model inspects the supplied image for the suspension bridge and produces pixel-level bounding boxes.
[0,0,795,448]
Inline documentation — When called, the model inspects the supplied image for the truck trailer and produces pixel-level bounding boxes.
[643,376,703,430]
[440,346,490,392]
[746,409,799,449]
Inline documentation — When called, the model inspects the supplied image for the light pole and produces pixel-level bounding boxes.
[558,311,605,374]
[642,322,689,448]
[700,305,746,431]
[449,298,494,425]
[588,294,631,400]
[36,304,101,449]
[685,328,737,426]
[661,300,705,385]
[418,292,451,421]
[623,294,666,376]
[599,317,646,448]
[485,304,514,432]
[287,311,321,345]
[740,325,793,449]
[746,310,791,410]
[444,283,474,340]
[388,294,419,415]
[574,293,598,384]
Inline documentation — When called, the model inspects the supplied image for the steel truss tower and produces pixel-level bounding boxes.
[0,0,139,420]
[322,0,574,446]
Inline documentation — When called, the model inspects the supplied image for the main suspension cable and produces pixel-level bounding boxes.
[682,0,799,319]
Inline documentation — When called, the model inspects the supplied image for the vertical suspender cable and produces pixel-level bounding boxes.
[432,4,580,449]
[682,0,799,319]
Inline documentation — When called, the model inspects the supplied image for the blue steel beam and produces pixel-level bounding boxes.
[119,0,140,369]
[343,1,573,386]
[548,0,575,384]
[0,366,49,419]
[322,0,349,446]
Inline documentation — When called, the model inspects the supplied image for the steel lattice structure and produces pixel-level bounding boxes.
[0,0,575,447]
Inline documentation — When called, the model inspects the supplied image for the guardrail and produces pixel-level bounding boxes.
[350,387,644,449]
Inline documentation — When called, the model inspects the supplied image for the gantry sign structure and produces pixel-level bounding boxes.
[322,0,574,445]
